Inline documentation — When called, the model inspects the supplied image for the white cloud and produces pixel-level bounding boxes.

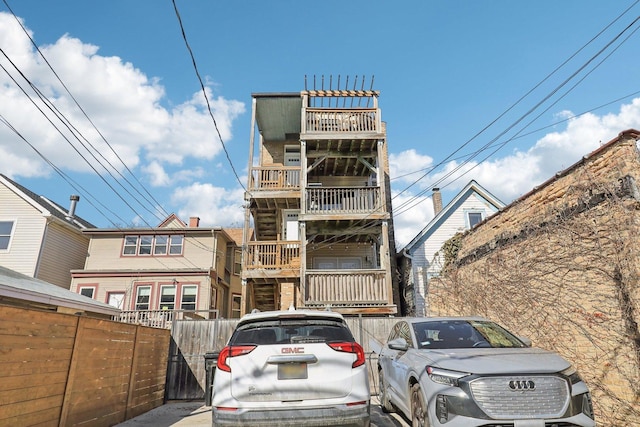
[171,182,245,227]
[388,149,434,186]
[390,99,640,248]
[391,191,434,249]
[0,12,245,186]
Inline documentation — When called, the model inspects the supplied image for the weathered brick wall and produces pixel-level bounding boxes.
[430,131,640,425]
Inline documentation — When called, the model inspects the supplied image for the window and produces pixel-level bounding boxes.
[135,286,151,310]
[169,235,183,255]
[160,285,176,310]
[79,287,95,298]
[181,285,197,310]
[139,236,153,255]
[123,234,184,256]
[234,249,242,275]
[107,292,125,309]
[154,235,168,255]
[0,221,14,250]
[467,211,483,228]
[123,236,138,255]
[231,294,242,318]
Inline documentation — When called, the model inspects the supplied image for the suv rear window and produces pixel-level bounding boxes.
[230,319,354,345]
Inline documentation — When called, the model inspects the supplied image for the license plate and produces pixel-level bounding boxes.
[278,363,307,380]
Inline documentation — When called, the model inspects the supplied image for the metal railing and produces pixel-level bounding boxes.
[114,309,219,329]
[304,269,388,307]
[307,186,380,214]
[304,108,379,133]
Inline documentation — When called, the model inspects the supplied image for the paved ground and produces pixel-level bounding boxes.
[114,397,409,426]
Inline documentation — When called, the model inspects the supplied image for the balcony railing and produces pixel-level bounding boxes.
[307,186,380,214]
[249,166,300,191]
[304,269,388,307]
[245,241,301,270]
[304,108,379,133]
[114,309,219,329]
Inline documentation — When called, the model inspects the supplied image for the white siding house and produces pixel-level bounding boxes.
[0,174,93,289]
[398,180,504,316]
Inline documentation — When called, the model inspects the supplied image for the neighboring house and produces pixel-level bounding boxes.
[0,174,94,289]
[70,214,243,324]
[0,265,119,319]
[397,180,504,316]
[242,82,399,315]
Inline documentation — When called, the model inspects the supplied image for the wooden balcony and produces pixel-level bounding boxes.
[249,166,300,191]
[307,186,381,214]
[303,108,380,134]
[304,269,388,307]
[245,241,301,270]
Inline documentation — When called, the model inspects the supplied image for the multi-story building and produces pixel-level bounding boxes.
[70,214,243,324]
[241,80,398,315]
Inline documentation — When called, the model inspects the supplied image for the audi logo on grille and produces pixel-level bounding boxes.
[508,380,536,391]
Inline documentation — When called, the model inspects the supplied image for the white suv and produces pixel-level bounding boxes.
[211,309,370,426]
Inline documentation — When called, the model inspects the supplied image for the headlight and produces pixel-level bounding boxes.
[426,366,470,387]
[561,366,583,385]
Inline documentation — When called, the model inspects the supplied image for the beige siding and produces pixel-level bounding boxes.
[72,275,212,311]
[0,185,47,277]
[84,233,216,270]
[37,221,89,289]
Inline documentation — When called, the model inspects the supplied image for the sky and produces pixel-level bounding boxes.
[1,1,640,249]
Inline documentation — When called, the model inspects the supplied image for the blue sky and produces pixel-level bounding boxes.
[1,1,640,247]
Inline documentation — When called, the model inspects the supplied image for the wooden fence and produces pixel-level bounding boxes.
[166,316,397,400]
[0,305,170,427]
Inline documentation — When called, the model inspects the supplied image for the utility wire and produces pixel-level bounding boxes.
[171,0,246,192]
[392,13,640,218]
[2,0,171,221]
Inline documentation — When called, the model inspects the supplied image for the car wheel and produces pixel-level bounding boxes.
[411,383,429,427]
[378,369,394,413]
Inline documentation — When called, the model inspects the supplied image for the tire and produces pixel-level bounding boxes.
[378,369,394,413]
[410,383,429,427]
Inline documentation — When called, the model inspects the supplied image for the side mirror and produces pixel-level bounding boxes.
[519,337,532,347]
[387,337,409,351]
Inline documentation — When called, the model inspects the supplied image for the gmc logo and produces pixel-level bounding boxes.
[282,347,304,354]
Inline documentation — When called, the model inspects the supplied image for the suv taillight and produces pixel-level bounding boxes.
[328,342,366,368]
[217,345,256,372]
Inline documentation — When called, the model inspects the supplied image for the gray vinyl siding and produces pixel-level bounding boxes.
[37,221,89,289]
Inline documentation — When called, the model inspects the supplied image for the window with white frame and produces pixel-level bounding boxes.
[160,285,176,310]
[139,236,153,255]
[0,221,14,250]
[154,235,168,255]
[181,285,197,310]
[79,286,95,298]
[123,234,184,256]
[135,286,151,310]
[466,211,484,228]
[231,294,241,318]
[169,235,184,255]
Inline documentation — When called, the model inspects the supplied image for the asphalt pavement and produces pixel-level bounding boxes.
[114,396,409,426]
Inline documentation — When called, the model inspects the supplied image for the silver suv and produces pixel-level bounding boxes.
[211,309,370,427]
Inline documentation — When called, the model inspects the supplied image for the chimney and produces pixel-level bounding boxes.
[432,188,443,215]
[67,195,80,219]
[189,216,200,227]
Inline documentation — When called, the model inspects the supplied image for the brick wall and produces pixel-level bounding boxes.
[429,130,640,425]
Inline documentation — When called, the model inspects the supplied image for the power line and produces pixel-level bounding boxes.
[171,0,246,192]
[2,0,171,221]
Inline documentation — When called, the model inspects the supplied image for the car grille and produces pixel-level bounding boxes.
[469,375,570,419]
